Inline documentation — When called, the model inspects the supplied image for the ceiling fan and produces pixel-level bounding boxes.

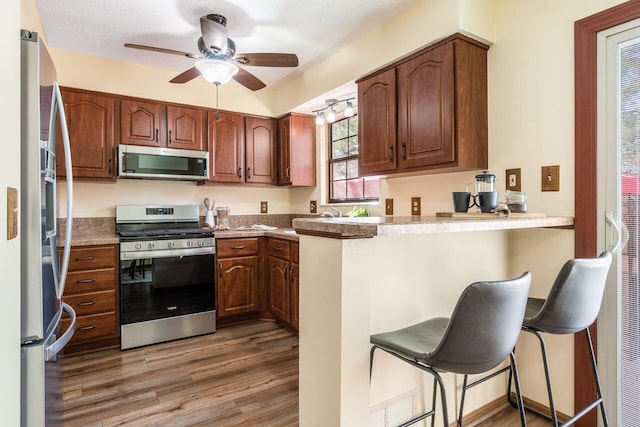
[124,14,299,91]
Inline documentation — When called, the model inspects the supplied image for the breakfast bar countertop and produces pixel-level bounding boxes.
[292,215,574,239]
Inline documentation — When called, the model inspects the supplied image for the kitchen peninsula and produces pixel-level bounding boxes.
[292,215,573,427]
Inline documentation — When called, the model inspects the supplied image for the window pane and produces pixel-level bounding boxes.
[346,179,364,199]
[332,181,347,199]
[332,120,348,140]
[348,116,358,135]
[347,159,359,179]
[331,161,347,181]
[364,179,380,198]
[332,139,349,159]
[348,136,359,156]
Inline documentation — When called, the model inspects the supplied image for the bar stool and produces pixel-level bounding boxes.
[370,272,532,427]
[516,251,612,426]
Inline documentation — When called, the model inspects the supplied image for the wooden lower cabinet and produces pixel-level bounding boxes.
[61,244,119,355]
[216,238,261,318]
[267,238,299,333]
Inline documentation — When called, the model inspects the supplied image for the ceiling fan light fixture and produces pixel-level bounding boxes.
[195,59,239,85]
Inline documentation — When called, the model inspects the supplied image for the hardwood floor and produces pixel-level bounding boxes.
[63,320,550,427]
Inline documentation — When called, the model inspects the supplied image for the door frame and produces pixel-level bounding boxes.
[575,1,640,426]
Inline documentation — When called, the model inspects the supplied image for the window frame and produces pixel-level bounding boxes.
[327,114,379,204]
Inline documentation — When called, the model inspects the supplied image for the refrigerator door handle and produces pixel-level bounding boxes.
[50,82,74,299]
[44,302,76,361]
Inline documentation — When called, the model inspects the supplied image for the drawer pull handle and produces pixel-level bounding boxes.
[75,256,95,261]
[76,301,96,307]
[79,325,96,331]
[232,245,246,250]
[274,247,283,252]
[76,278,96,284]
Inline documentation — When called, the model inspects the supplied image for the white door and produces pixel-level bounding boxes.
[598,20,640,427]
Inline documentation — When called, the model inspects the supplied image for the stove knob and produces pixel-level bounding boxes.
[186,240,193,247]
[135,243,142,250]
[198,240,204,247]
[167,241,174,248]
[148,242,155,249]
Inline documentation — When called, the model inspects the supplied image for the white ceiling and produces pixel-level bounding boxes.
[37,0,418,101]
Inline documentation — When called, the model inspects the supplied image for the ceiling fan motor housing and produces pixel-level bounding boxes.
[201,14,228,54]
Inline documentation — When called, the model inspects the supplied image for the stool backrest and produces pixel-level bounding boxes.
[527,251,612,334]
[427,272,531,375]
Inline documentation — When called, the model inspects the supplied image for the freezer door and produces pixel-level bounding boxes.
[21,336,62,427]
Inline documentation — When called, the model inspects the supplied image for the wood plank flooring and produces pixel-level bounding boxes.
[63,320,551,427]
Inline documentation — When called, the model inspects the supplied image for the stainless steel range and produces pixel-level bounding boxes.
[116,205,215,349]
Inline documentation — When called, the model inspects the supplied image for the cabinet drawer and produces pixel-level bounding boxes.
[64,268,116,294]
[67,245,116,271]
[216,238,259,257]
[268,238,290,260]
[61,312,118,344]
[64,290,116,317]
[290,243,299,264]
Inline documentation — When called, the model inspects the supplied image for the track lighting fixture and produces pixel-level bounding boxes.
[312,97,356,125]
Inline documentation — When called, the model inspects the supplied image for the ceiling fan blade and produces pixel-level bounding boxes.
[170,67,201,84]
[124,43,200,59]
[235,53,299,67]
[233,67,266,91]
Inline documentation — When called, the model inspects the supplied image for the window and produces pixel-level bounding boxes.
[328,115,379,203]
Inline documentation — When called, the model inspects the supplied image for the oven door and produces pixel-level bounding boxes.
[120,251,215,325]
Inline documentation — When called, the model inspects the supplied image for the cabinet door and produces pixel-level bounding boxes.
[57,89,116,181]
[245,117,277,184]
[288,114,316,186]
[357,67,397,176]
[209,111,245,183]
[277,115,292,185]
[120,99,164,147]
[268,256,290,322]
[397,42,455,169]
[217,256,259,317]
[166,105,205,151]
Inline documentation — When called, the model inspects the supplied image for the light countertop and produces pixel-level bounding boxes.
[292,215,574,238]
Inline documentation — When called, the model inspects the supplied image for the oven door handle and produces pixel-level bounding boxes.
[121,247,215,260]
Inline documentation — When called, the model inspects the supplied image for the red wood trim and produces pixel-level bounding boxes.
[575,2,640,426]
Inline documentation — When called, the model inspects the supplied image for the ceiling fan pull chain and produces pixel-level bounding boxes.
[215,83,220,120]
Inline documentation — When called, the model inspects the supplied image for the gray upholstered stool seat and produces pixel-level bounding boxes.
[517,251,612,427]
[370,272,532,427]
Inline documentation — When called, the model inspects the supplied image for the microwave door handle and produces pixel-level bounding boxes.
[44,302,76,361]
[51,82,74,299]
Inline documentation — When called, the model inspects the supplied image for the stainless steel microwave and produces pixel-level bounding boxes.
[118,144,209,181]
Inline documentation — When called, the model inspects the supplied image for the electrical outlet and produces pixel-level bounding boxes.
[385,198,394,215]
[310,200,317,213]
[506,168,522,192]
[260,201,268,213]
[541,165,560,192]
[411,197,421,216]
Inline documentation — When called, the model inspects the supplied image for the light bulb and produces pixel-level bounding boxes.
[344,101,354,118]
[315,112,325,125]
[326,109,336,123]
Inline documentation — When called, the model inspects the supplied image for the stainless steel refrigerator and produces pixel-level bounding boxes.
[20,30,77,427]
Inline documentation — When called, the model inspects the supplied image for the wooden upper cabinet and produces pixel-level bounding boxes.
[208,111,245,183]
[57,88,116,181]
[357,33,488,177]
[357,67,397,176]
[277,113,316,186]
[245,116,277,184]
[397,42,455,168]
[120,99,205,150]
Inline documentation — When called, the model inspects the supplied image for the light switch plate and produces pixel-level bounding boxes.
[385,198,394,215]
[541,165,560,191]
[506,168,521,192]
[260,201,268,213]
[310,200,317,213]
[411,197,421,216]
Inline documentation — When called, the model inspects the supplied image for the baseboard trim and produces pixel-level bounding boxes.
[509,392,571,423]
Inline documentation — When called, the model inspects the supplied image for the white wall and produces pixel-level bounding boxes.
[2,0,23,424]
